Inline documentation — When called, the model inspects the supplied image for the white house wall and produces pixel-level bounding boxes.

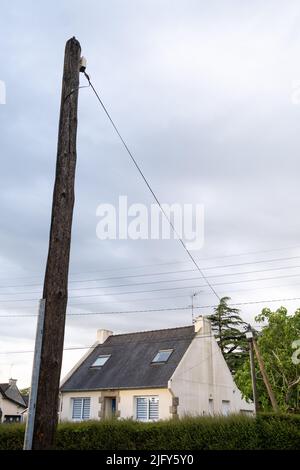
[0,396,25,422]
[169,333,254,417]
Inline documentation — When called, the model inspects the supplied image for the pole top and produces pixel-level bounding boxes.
[66,36,81,50]
[246,324,254,340]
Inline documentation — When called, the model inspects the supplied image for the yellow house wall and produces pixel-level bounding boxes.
[119,388,172,420]
[60,388,172,422]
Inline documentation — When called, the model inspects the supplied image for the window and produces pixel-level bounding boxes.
[221,400,230,416]
[91,354,111,367]
[152,349,173,363]
[240,409,254,416]
[136,396,159,421]
[72,397,91,420]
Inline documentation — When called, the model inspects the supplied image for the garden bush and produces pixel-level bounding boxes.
[0,413,299,450]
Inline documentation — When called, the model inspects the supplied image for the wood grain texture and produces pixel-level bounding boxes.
[32,37,81,449]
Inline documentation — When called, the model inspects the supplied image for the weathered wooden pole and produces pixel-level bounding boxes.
[248,339,259,413]
[253,338,279,413]
[246,326,259,414]
[31,37,81,449]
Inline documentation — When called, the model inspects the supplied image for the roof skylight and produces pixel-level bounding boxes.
[151,349,173,364]
[91,355,111,367]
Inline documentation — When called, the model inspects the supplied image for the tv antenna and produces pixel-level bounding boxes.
[190,292,200,324]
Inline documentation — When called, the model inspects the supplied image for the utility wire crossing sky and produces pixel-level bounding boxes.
[1,1,300,386]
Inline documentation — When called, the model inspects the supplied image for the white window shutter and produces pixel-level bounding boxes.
[72,398,83,420]
[72,397,91,420]
[136,397,148,420]
[136,396,159,421]
[149,397,159,420]
[82,398,91,419]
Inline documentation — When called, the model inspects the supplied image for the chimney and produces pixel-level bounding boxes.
[194,316,211,335]
[9,378,17,387]
[96,329,113,344]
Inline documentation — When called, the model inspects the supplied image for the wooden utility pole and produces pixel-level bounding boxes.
[31,37,81,449]
[246,327,259,414]
[253,338,279,412]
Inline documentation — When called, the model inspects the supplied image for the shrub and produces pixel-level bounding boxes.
[0,414,299,450]
[0,423,25,450]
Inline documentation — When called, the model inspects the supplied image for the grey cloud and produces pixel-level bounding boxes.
[1,0,300,386]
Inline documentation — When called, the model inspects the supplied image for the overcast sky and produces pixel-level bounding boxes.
[1,0,300,388]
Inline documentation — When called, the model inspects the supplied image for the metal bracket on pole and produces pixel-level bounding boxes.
[23,299,46,450]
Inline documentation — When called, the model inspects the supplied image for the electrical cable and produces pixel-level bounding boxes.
[1,248,300,284]
[0,295,299,318]
[1,255,300,290]
[0,333,215,354]
[2,271,300,303]
[1,262,300,296]
[83,71,220,301]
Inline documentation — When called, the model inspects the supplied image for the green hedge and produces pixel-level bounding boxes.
[1,414,300,450]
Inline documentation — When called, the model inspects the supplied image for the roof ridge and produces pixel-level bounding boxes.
[111,325,194,338]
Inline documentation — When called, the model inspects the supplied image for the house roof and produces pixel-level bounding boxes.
[0,383,9,394]
[61,325,195,392]
[0,383,27,408]
[22,395,29,407]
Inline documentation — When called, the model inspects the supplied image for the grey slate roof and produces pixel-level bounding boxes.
[61,326,195,392]
[22,395,29,407]
[0,383,27,407]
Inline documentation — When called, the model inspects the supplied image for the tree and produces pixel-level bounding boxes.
[207,296,248,374]
[235,306,300,412]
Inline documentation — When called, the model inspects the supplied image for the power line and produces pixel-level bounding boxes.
[0,267,196,289]
[0,333,216,355]
[2,273,300,313]
[1,295,300,318]
[83,71,220,301]
[2,271,300,303]
[1,244,299,282]
[1,262,300,296]
[3,275,300,312]
[1,254,300,290]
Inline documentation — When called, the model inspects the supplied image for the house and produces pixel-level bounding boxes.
[59,316,254,422]
[0,379,27,423]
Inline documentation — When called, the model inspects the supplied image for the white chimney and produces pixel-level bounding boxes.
[96,329,113,344]
[194,316,211,335]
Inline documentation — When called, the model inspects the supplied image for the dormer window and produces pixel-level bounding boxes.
[91,355,111,367]
[151,349,173,364]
